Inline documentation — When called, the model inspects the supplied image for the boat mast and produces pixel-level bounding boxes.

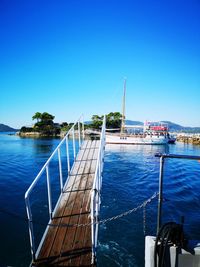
[120,79,126,135]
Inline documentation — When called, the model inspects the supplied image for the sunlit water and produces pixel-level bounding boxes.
[0,133,200,266]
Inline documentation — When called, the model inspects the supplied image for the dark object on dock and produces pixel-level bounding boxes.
[154,221,187,267]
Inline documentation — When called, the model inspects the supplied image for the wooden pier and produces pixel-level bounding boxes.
[33,140,100,267]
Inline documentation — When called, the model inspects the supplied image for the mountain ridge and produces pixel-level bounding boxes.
[0,124,18,132]
[126,120,200,133]
[85,120,200,133]
[1,121,200,133]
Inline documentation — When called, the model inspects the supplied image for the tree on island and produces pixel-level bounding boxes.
[91,112,122,130]
[20,112,59,136]
[33,112,57,135]
[20,111,123,136]
[32,112,55,125]
[91,115,104,129]
[106,112,122,129]
[32,112,42,122]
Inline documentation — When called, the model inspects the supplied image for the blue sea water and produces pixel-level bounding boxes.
[0,132,200,267]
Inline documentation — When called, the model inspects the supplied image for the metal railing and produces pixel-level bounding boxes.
[155,153,200,234]
[24,115,85,261]
[90,115,106,264]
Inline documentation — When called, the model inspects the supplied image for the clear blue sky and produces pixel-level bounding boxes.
[0,0,200,128]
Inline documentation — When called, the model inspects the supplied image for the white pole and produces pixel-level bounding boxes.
[78,121,81,148]
[46,165,52,219]
[72,128,76,159]
[58,147,63,193]
[66,136,70,174]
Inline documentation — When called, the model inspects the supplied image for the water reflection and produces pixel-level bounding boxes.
[31,138,58,154]
[106,143,170,154]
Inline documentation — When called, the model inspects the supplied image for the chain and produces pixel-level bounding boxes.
[0,192,158,232]
[48,192,158,228]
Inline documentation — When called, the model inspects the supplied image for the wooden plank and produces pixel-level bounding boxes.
[35,140,92,263]
[45,141,92,261]
[79,155,99,266]
[68,143,97,266]
[34,139,99,266]
[58,141,97,266]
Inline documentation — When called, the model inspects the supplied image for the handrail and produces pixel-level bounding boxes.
[90,115,106,264]
[25,115,85,261]
[155,153,200,234]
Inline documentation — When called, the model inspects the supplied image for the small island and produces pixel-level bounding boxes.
[19,112,72,137]
[19,111,122,137]
[18,112,200,145]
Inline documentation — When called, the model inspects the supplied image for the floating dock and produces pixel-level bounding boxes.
[25,116,106,266]
[34,140,99,266]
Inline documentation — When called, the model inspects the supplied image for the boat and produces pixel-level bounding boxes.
[167,134,176,144]
[106,80,171,145]
[106,121,169,145]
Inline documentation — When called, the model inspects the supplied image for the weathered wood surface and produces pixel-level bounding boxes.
[33,140,99,267]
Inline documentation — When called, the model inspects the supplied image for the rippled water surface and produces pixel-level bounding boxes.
[0,133,200,266]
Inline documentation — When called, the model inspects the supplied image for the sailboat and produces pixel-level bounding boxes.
[106,80,169,145]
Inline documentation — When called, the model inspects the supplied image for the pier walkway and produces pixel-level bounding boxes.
[25,116,106,266]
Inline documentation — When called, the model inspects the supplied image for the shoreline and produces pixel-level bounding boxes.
[177,134,200,145]
[16,130,83,138]
[17,131,67,138]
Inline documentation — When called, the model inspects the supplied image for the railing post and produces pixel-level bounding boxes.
[98,158,101,198]
[46,165,52,220]
[90,114,106,264]
[82,115,85,140]
[66,136,70,175]
[95,193,99,248]
[91,191,95,264]
[25,115,87,261]
[78,121,81,148]
[58,147,63,193]
[72,128,76,159]
[25,197,36,262]
[157,156,165,234]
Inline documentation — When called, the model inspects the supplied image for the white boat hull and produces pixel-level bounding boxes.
[106,134,168,145]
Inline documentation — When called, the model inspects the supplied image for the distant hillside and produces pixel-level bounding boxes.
[162,121,200,133]
[161,121,184,131]
[125,120,143,126]
[84,121,92,125]
[124,120,200,133]
[85,120,143,126]
[85,119,200,132]
[0,124,18,132]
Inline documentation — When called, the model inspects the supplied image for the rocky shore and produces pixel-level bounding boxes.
[17,130,82,138]
[17,131,66,138]
[176,134,200,145]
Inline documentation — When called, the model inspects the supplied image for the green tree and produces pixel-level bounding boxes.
[32,112,56,135]
[91,112,122,130]
[32,112,42,122]
[106,112,122,129]
[41,112,55,123]
[61,122,68,127]
[91,115,103,129]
